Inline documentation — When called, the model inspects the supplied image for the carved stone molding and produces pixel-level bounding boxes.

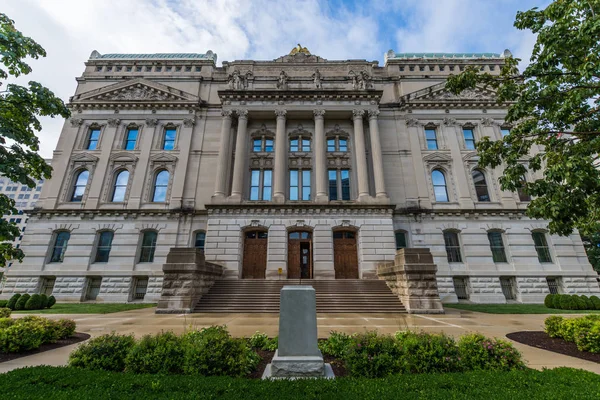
[227,69,252,90]
[183,118,196,128]
[276,71,289,90]
[275,109,287,118]
[442,117,458,126]
[107,118,121,127]
[235,109,248,119]
[405,118,420,127]
[352,109,365,119]
[70,118,84,127]
[145,118,159,127]
[480,117,497,127]
[368,109,380,119]
[313,109,326,118]
[221,110,233,118]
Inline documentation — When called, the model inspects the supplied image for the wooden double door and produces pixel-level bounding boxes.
[242,230,268,279]
[288,231,312,279]
[333,230,359,279]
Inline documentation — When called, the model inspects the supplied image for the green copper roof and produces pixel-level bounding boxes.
[89,50,217,62]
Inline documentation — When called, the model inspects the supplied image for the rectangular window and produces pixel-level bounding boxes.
[265,139,274,152]
[488,232,508,262]
[546,277,560,294]
[139,232,157,263]
[253,139,262,152]
[163,129,176,150]
[302,170,311,201]
[328,169,350,200]
[453,277,469,300]
[290,170,299,201]
[532,232,552,263]
[290,139,299,152]
[500,277,516,300]
[395,231,407,249]
[328,170,338,200]
[425,128,438,150]
[339,139,348,152]
[341,169,350,200]
[85,277,102,301]
[290,170,311,201]
[501,128,510,138]
[463,128,475,150]
[443,231,462,263]
[41,278,55,296]
[87,129,100,150]
[327,139,335,152]
[250,169,272,201]
[302,139,311,152]
[133,278,148,300]
[125,129,138,150]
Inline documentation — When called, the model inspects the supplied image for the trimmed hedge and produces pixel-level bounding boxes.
[0,300,7,308]
[14,294,30,311]
[5,293,57,311]
[6,294,20,310]
[25,294,43,310]
[0,366,599,399]
[0,316,76,353]
[544,293,600,310]
[544,315,600,353]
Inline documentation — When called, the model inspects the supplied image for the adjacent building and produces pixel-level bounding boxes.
[2,46,598,304]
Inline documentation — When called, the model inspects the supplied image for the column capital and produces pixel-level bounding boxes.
[221,109,233,118]
[236,109,249,119]
[405,117,420,127]
[368,109,380,119]
[352,109,365,119]
[275,109,287,118]
[313,109,326,118]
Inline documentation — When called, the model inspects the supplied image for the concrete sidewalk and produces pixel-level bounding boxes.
[1,308,598,374]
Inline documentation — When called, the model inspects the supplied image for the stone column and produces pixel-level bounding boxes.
[367,110,389,200]
[230,110,249,201]
[128,119,158,209]
[352,109,370,200]
[405,118,432,209]
[273,109,287,203]
[170,118,196,207]
[212,110,234,201]
[444,118,474,208]
[313,109,328,203]
[85,118,120,208]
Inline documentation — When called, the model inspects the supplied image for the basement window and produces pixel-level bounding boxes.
[453,277,469,300]
[133,278,148,300]
[500,277,516,301]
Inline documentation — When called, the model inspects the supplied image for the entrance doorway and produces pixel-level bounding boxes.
[333,230,359,279]
[288,231,312,279]
[242,230,268,279]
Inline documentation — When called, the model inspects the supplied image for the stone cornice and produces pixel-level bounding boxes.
[218,89,383,103]
[206,203,395,216]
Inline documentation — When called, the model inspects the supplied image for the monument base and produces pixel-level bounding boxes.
[262,351,334,379]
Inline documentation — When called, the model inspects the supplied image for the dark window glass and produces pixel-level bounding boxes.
[50,231,70,263]
[432,169,448,202]
[195,231,206,250]
[152,170,169,202]
[87,129,101,150]
[71,170,89,202]
[328,170,338,200]
[443,231,462,262]
[125,129,138,150]
[163,128,176,150]
[289,232,300,239]
[257,231,268,239]
[463,128,475,150]
[395,231,407,249]
[488,231,507,262]
[333,232,343,239]
[341,169,350,200]
[112,170,129,202]
[94,231,113,263]
[425,128,438,150]
[139,231,157,262]
[472,170,490,202]
[532,232,552,263]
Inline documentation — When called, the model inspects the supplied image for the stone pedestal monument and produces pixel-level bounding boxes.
[262,286,334,379]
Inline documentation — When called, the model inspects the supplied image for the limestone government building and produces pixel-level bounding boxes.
[2,45,598,308]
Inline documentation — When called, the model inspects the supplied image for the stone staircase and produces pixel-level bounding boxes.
[193,279,406,313]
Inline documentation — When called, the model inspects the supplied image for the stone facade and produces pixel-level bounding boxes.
[2,46,598,304]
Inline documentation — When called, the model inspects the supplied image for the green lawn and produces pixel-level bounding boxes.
[444,303,600,314]
[0,366,598,399]
[12,303,156,314]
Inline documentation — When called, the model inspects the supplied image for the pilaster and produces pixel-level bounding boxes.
[212,110,234,201]
[229,110,249,201]
[273,109,287,203]
[313,109,328,203]
[352,109,370,201]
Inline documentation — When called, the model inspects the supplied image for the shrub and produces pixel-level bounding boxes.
[343,331,404,378]
[25,294,43,310]
[550,294,562,309]
[47,296,56,309]
[0,300,7,308]
[544,294,555,308]
[16,316,60,343]
[574,322,600,353]
[40,294,49,309]
[126,332,185,374]
[55,319,76,339]
[6,294,21,310]
[580,295,594,310]
[14,294,30,311]
[0,320,46,352]
[320,331,354,358]
[0,318,14,329]
[574,295,588,310]
[182,326,259,377]
[457,333,525,371]
[0,307,11,318]
[591,295,600,310]
[545,316,564,338]
[396,331,462,374]
[558,294,571,310]
[69,333,135,372]
[263,336,278,351]
[248,331,269,349]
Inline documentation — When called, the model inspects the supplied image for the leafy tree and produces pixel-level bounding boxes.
[446,0,600,245]
[0,13,70,266]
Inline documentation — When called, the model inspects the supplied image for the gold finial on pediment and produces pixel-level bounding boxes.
[289,43,311,55]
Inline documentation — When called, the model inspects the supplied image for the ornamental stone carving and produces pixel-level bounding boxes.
[275,109,287,118]
[227,70,251,90]
[183,118,196,128]
[349,70,373,90]
[145,118,159,127]
[312,69,322,89]
[368,110,380,119]
[111,86,170,101]
[352,109,365,119]
[235,109,248,119]
[405,118,420,127]
[442,117,458,126]
[221,110,233,118]
[107,118,121,127]
[313,109,326,118]
[69,118,84,127]
[433,88,494,100]
[277,71,289,89]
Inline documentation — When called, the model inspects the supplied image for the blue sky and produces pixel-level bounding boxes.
[3,0,547,156]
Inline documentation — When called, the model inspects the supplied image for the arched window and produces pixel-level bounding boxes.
[395,230,407,250]
[532,231,552,263]
[70,170,89,202]
[111,170,129,202]
[163,128,177,150]
[472,169,490,202]
[152,170,169,202]
[194,231,206,250]
[487,231,507,262]
[432,169,449,202]
[443,231,462,262]
[138,231,158,263]
[49,231,70,263]
[94,231,114,263]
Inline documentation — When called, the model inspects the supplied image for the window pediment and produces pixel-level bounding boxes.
[423,152,452,163]
[110,152,139,163]
[71,152,99,163]
[72,78,200,103]
[150,152,178,163]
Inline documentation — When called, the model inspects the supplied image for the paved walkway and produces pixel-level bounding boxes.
[2,308,599,374]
